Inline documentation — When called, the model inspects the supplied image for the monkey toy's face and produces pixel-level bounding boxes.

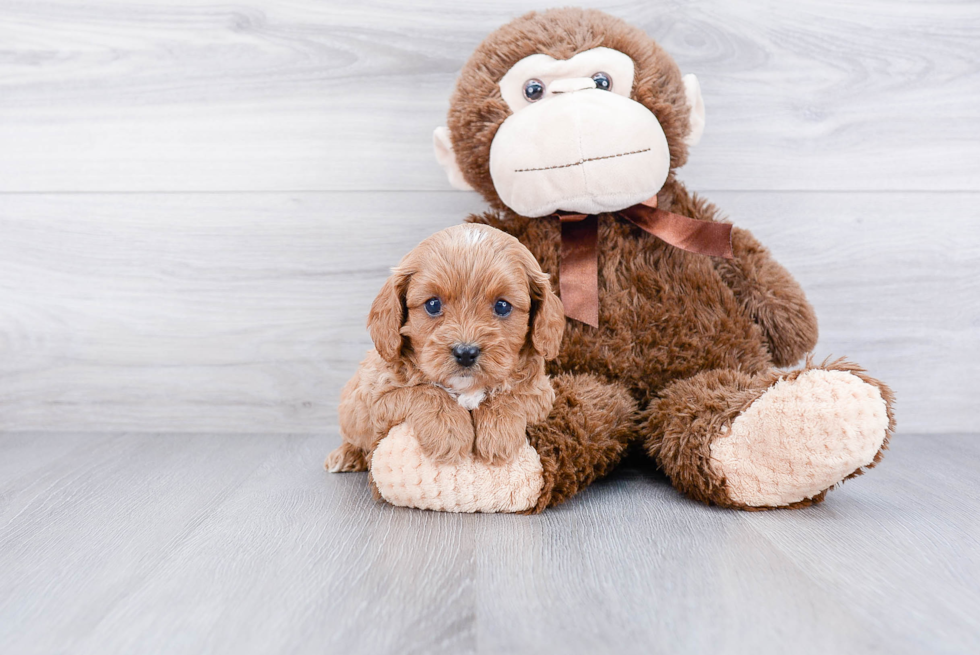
[489,47,672,217]
[434,10,705,218]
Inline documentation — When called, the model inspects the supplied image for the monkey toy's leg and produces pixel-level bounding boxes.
[640,358,896,509]
[522,373,637,512]
[367,373,636,513]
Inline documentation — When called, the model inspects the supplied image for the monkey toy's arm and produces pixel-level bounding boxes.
[672,187,818,366]
[712,226,819,367]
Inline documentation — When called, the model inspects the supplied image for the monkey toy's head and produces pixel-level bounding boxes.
[434,8,705,218]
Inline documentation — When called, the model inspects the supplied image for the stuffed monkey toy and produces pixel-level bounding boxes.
[367,8,895,512]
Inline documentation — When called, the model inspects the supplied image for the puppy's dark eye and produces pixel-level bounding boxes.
[523,79,545,102]
[424,297,442,316]
[493,300,512,317]
[591,72,612,91]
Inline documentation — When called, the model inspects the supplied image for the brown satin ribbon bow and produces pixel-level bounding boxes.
[556,196,734,327]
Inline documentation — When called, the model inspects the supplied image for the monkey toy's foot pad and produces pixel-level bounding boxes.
[371,424,544,513]
[709,369,890,508]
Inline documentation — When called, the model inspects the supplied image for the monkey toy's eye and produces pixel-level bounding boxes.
[493,299,513,317]
[522,79,545,102]
[591,72,612,91]
[424,297,442,316]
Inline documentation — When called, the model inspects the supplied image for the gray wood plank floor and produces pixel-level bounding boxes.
[1,432,977,654]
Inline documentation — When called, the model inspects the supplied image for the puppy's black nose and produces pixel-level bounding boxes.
[452,344,481,367]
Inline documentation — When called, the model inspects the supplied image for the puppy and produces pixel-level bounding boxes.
[326,224,565,472]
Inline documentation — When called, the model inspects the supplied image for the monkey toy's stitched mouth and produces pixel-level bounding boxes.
[514,147,652,173]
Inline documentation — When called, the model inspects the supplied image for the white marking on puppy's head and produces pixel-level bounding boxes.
[463,226,488,246]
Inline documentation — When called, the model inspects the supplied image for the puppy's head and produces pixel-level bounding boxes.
[368,224,564,391]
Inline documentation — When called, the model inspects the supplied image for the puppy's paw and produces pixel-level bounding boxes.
[475,423,527,466]
[325,442,369,473]
[413,410,475,464]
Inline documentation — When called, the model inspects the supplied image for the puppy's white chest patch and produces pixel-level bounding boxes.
[434,382,487,410]
[455,389,486,411]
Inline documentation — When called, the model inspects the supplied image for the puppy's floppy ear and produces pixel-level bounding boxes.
[368,266,412,362]
[519,251,565,360]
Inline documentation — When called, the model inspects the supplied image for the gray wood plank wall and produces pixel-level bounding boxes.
[0,1,977,434]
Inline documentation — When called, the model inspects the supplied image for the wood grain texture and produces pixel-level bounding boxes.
[1,190,976,434]
[1,432,977,654]
[0,0,977,192]
[1,4,976,653]
[0,191,472,433]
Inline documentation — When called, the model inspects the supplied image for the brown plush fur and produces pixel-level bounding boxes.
[447,8,894,509]
[525,372,637,513]
[326,225,564,471]
[472,180,805,409]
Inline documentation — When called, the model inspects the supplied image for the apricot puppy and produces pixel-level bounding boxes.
[326,224,565,472]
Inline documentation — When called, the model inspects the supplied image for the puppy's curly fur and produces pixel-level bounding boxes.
[326,224,565,472]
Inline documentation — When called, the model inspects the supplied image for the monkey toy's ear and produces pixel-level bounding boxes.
[433,127,475,191]
[682,74,706,148]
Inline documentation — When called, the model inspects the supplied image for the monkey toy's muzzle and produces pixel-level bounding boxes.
[489,90,672,218]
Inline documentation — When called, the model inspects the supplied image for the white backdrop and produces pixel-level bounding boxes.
[0,0,977,433]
